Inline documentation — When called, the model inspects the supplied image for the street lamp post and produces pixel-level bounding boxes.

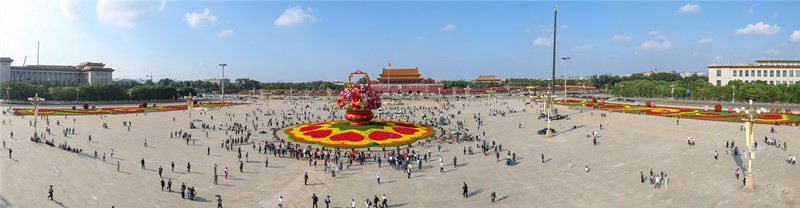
[561,57,570,101]
[732,85,737,103]
[76,88,81,101]
[735,100,765,191]
[219,64,227,104]
[184,93,196,128]
[28,94,45,134]
[5,87,10,102]
[669,84,676,100]
[128,89,132,101]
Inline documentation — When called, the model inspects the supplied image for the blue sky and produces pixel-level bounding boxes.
[1,1,799,82]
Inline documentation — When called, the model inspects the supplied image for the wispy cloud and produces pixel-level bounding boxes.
[678,3,701,13]
[736,22,780,36]
[533,37,550,47]
[639,40,672,51]
[274,7,318,26]
[96,0,152,28]
[765,49,780,56]
[59,0,81,20]
[442,24,457,32]
[217,29,234,38]
[697,37,714,45]
[612,35,631,43]
[648,30,661,36]
[184,8,218,28]
[748,4,757,15]
[159,0,166,12]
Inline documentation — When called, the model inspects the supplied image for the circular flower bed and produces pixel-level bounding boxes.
[285,120,434,148]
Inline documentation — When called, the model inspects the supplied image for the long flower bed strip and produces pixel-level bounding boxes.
[556,100,800,125]
[12,102,240,116]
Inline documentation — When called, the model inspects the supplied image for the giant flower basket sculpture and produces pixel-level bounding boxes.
[337,70,382,126]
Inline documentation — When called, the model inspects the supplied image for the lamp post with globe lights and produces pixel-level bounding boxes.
[28,94,45,134]
[734,100,767,191]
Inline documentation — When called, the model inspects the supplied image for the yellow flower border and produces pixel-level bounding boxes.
[285,120,434,148]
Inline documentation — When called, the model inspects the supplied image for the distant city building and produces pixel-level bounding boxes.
[471,75,503,83]
[0,57,114,85]
[707,59,800,86]
[373,67,442,94]
[203,78,230,85]
[679,71,707,77]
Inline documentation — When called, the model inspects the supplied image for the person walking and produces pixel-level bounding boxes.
[161,178,165,191]
[641,171,645,183]
[217,195,223,208]
[278,196,283,208]
[382,194,387,208]
[453,156,458,168]
[735,168,740,179]
[171,161,175,172]
[462,182,469,198]
[117,160,120,171]
[325,195,331,208]
[167,179,172,192]
[714,151,718,160]
[311,193,319,208]
[304,172,309,185]
[47,185,54,200]
[440,161,444,173]
[376,172,381,184]
[491,191,496,203]
[540,153,544,163]
[141,158,145,169]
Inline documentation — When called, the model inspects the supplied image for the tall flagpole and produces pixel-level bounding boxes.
[547,4,558,137]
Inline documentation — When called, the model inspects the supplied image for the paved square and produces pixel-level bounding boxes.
[1,98,798,207]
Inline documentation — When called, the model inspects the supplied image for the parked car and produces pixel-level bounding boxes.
[537,128,556,135]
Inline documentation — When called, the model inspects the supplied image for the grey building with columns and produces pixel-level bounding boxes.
[0,57,114,86]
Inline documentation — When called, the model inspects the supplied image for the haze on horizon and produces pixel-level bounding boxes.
[1,1,799,82]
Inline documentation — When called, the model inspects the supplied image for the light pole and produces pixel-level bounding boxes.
[465,86,471,97]
[28,93,45,134]
[437,88,441,96]
[76,88,81,101]
[669,84,676,100]
[731,85,736,103]
[128,89,132,101]
[184,93,196,128]
[734,100,766,191]
[561,57,570,101]
[219,64,227,104]
[5,87,10,102]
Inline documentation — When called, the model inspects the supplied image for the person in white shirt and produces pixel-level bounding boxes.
[278,196,283,208]
[351,199,356,208]
[376,172,381,184]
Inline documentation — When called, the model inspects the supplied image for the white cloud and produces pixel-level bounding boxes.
[654,35,671,40]
[442,24,457,32]
[533,37,550,47]
[96,0,152,28]
[648,30,661,36]
[790,30,800,43]
[765,49,780,56]
[216,29,234,38]
[735,22,780,36]
[612,35,631,43]
[159,0,166,11]
[274,7,318,26]
[697,37,714,44]
[638,40,672,51]
[678,4,701,13]
[59,0,81,20]
[184,8,217,28]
